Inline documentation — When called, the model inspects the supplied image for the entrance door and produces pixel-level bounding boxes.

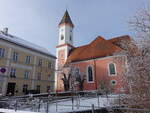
[7,83,16,96]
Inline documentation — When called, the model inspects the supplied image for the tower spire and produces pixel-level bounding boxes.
[59,10,74,27]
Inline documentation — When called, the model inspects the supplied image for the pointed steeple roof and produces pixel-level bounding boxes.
[59,10,74,27]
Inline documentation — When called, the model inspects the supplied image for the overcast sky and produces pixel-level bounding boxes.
[0,0,149,55]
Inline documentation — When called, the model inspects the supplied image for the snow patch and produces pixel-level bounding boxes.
[0,108,40,113]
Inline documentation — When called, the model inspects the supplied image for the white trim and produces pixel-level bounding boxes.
[86,65,94,83]
[108,62,117,76]
[11,63,32,70]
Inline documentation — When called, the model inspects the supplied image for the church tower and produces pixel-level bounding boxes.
[55,10,74,91]
[58,10,74,47]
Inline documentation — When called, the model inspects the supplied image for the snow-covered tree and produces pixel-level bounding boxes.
[98,78,114,95]
[119,8,150,109]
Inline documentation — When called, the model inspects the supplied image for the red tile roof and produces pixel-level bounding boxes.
[67,35,130,63]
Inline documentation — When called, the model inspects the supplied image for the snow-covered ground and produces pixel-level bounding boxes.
[41,96,115,113]
[0,95,118,113]
[0,108,39,113]
[26,95,117,113]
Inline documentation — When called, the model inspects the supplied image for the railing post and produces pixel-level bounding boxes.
[15,100,17,111]
[38,99,41,112]
[119,94,121,106]
[46,102,49,113]
[72,96,74,110]
[56,92,58,112]
[97,93,100,108]
[92,104,95,113]
[77,94,80,109]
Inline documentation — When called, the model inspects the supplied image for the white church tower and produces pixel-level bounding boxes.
[55,10,74,91]
[58,10,74,46]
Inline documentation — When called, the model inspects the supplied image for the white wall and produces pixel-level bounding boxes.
[58,25,73,45]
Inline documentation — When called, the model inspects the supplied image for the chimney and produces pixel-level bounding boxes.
[3,28,8,34]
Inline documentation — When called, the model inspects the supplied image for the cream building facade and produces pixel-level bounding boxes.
[0,28,56,96]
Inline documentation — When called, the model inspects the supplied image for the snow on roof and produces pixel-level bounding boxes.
[0,32,56,58]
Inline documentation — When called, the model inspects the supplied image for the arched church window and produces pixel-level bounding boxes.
[61,35,64,40]
[75,68,80,81]
[87,66,94,82]
[109,63,116,75]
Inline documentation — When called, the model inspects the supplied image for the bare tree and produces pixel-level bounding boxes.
[60,65,74,91]
[118,8,150,109]
[74,70,86,91]
[61,72,71,91]
[60,65,86,92]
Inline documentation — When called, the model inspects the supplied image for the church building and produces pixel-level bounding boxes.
[55,10,130,93]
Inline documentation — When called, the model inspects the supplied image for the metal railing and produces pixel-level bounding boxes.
[0,91,150,113]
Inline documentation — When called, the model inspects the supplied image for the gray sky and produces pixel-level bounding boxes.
[0,0,149,55]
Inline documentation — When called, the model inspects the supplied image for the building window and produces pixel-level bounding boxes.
[12,52,18,62]
[70,36,72,41]
[36,85,40,93]
[111,80,117,85]
[61,35,64,40]
[22,84,28,93]
[75,68,80,81]
[37,73,41,80]
[108,63,116,75]
[38,59,42,66]
[0,48,5,58]
[47,86,51,92]
[48,74,51,81]
[24,71,30,79]
[10,68,16,78]
[87,66,94,82]
[25,56,31,64]
[48,62,52,68]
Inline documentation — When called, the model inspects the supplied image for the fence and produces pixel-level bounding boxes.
[0,91,150,113]
[0,91,118,113]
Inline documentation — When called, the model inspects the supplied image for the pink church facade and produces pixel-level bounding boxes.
[70,56,126,93]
